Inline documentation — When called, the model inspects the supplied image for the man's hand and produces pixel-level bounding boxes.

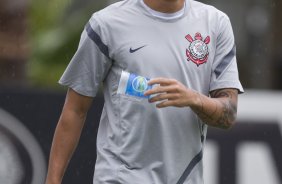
[144,78,198,108]
[144,78,239,129]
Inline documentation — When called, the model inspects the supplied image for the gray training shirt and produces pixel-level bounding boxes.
[59,0,244,183]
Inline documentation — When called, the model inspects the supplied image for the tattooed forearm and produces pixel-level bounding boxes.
[215,100,237,129]
[191,88,238,129]
[211,89,238,128]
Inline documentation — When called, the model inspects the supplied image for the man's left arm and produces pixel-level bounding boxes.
[144,78,238,129]
[192,88,238,129]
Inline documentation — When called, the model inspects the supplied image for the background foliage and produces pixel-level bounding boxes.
[28,0,106,88]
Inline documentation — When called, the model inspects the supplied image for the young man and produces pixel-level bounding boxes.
[45,0,243,183]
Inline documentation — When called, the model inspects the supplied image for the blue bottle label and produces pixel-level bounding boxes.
[125,73,152,98]
[117,71,152,99]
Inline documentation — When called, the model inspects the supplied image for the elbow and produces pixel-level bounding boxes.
[220,101,238,130]
[222,120,236,130]
[221,112,237,130]
[217,121,235,130]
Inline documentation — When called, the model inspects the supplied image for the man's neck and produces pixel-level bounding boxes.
[143,0,185,13]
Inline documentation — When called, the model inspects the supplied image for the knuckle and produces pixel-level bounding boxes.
[171,79,178,84]
[175,86,181,92]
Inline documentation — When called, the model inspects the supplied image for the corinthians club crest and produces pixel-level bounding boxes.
[185,32,210,66]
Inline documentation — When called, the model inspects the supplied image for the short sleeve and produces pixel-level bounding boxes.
[210,14,244,93]
[58,14,112,97]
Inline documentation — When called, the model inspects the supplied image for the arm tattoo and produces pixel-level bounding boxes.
[216,100,235,129]
[194,89,238,129]
[211,89,233,98]
[211,89,238,128]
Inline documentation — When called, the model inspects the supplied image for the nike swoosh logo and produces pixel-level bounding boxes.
[129,45,146,53]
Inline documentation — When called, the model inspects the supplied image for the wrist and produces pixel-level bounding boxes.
[189,90,202,109]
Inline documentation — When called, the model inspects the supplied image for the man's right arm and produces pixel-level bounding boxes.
[45,88,93,184]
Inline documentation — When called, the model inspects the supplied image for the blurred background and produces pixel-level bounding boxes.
[0,0,281,184]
